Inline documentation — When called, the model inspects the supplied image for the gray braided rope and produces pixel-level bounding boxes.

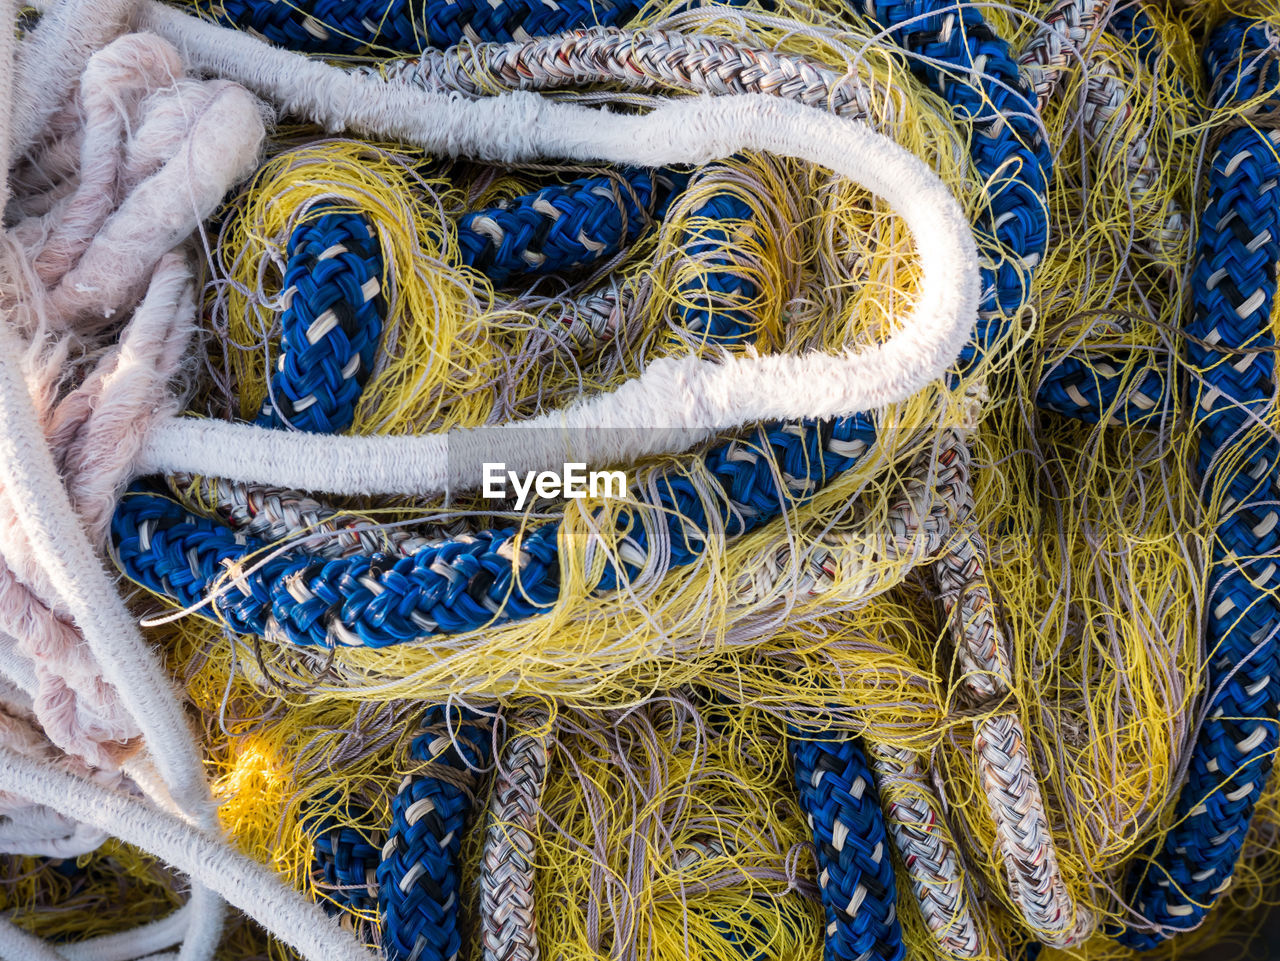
[728,434,964,608]
[1077,46,1186,258]
[480,729,549,961]
[369,26,899,124]
[932,440,1094,946]
[1018,0,1108,108]
[868,743,989,957]
[1018,0,1185,259]
[166,472,443,558]
[736,434,999,958]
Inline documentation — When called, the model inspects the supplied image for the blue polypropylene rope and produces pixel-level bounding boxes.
[459,168,687,287]
[789,731,904,961]
[111,415,874,645]
[257,209,386,435]
[1035,354,1168,427]
[379,705,493,961]
[304,801,382,914]
[1116,17,1280,949]
[871,0,1051,373]
[1107,2,1165,75]
[675,191,760,345]
[257,177,676,433]
[208,0,645,54]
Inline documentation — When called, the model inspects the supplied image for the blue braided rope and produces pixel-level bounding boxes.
[1036,353,1168,427]
[110,415,874,646]
[675,191,760,345]
[1106,2,1164,75]
[459,168,686,287]
[256,209,385,435]
[379,705,493,961]
[868,0,1051,372]
[789,730,903,961]
[207,0,645,54]
[1116,18,1280,949]
[303,801,382,914]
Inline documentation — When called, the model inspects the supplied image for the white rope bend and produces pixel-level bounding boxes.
[0,744,378,961]
[132,3,979,497]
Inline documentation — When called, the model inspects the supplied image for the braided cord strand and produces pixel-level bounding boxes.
[458,168,684,287]
[1117,19,1280,948]
[856,438,991,957]
[867,743,986,956]
[206,0,643,54]
[1017,2,1187,260]
[111,415,876,646]
[303,799,383,916]
[1036,353,1168,427]
[862,0,1096,945]
[480,729,549,961]
[790,731,903,961]
[870,0,1050,365]
[379,705,494,961]
[256,208,385,436]
[1018,0,1108,109]
[378,28,894,124]
[932,457,1093,945]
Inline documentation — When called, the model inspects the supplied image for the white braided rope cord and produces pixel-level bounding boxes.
[932,442,1094,946]
[480,730,549,961]
[868,743,989,956]
[1018,0,1185,257]
[373,27,899,124]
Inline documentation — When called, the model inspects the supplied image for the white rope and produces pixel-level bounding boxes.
[0,318,225,961]
[0,745,378,961]
[9,0,138,158]
[128,9,978,495]
[58,904,191,961]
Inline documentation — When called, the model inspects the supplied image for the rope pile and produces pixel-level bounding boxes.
[5,3,1280,961]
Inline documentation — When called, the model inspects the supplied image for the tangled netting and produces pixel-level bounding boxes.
[11,2,1280,961]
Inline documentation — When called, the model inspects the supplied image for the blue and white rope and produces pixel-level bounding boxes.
[379,705,494,961]
[1117,17,1280,948]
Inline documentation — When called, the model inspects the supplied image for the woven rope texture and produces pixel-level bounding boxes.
[790,730,903,961]
[1117,17,1280,948]
[111,415,875,646]
[255,208,385,435]
[378,705,493,961]
[207,0,643,53]
[480,730,548,961]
